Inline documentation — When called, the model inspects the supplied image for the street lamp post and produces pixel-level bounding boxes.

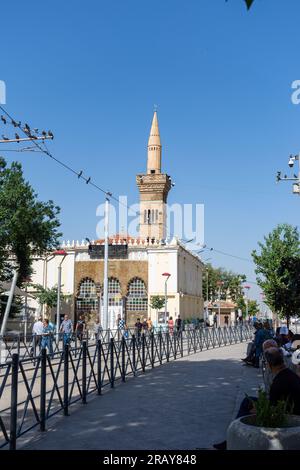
[217,281,224,327]
[244,285,251,322]
[53,249,68,340]
[162,272,171,328]
[203,258,211,322]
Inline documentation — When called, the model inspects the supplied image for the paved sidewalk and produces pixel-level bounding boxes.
[19,342,262,450]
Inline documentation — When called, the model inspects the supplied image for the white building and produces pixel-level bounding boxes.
[28,112,204,327]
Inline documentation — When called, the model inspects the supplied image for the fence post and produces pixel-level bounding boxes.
[180,331,183,357]
[193,329,196,353]
[121,336,126,382]
[142,333,146,372]
[132,334,136,375]
[110,338,115,388]
[159,331,162,364]
[166,332,170,362]
[9,353,19,450]
[82,341,87,404]
[63,344,69,416]
[174,332,177,359]
[97,339,102,395]
[40,348,47,431]
[151,332,154,368]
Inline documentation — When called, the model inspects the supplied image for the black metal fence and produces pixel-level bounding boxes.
[0,325,252,450]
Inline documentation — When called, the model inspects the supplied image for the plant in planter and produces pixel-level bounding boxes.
[227,389,300,450]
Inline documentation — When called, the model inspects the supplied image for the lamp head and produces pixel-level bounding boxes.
[289,155,295,168]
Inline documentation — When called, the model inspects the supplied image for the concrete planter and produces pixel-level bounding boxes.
[227,415,300,450]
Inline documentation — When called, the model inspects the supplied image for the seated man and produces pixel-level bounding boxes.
[262,339,278,395]
[213,347,300,450]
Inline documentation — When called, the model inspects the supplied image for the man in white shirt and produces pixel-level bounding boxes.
[31,317,43,354]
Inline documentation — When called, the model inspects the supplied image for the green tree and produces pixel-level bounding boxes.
[150,295,165,321]
[236,297,259,318]
[203,264,246,302]
[0,157,61,284]
[252,224,300,327]
[32,284,68,317]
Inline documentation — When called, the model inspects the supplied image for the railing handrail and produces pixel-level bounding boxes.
[0,325,253,449]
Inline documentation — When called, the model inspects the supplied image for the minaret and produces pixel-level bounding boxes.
[136,111,172,240]
[147,111,162,174]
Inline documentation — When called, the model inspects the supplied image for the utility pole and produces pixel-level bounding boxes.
[276,154,300,194]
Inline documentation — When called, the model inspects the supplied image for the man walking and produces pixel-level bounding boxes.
[135,318,143,343]
[41,318,54,358]
[176,315,182,334]
[75,315,85,342]
[93,317,102,341]
[59,314,73,347]
[31,317,43,356]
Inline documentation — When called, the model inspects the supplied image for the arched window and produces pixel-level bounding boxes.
[76,277,98,313]
[151,210,154,224]
[127,277,148,313]
[107,277,122,307]
[156,209,158,222]
[144,209,147,224]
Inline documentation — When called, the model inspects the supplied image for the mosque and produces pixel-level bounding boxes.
[29,112,204,328]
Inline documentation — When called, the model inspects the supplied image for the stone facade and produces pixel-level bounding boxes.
[74,259,148,326]
[74,260,148,296]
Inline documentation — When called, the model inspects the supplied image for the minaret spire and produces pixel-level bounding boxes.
[136,110,171,240]
[147,111,162,174]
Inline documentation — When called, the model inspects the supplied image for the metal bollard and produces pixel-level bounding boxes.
[40,348,47,431]
[82,341,87,404]
[63,344,69,416]
[97,339,102,395]
[110,338,115,388]
[9,353,19,450]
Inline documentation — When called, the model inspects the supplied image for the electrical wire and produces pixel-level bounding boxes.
[0,105,131,211]
[205,246,253,263]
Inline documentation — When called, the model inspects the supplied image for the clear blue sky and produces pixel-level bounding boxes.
[1,0,300,302]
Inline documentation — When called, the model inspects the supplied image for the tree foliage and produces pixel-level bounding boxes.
[202,264,246,302]
[244,0,255,9]
[32,284,68,316]
[226,0,255,10]
[236,297,259,318]
[0,157,61,284]
[252,224,300,325]
[150,295,165,311]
